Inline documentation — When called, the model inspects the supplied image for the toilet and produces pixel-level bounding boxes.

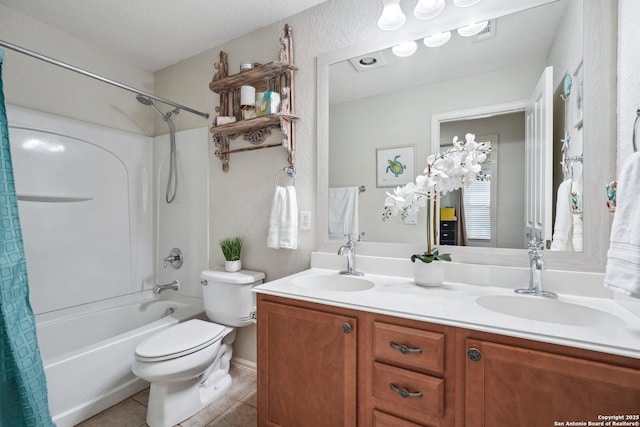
[132,268,264,427]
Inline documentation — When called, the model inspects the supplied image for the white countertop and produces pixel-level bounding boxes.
[255,265,640,360]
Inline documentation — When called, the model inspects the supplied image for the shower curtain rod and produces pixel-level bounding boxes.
[0,39,210,119]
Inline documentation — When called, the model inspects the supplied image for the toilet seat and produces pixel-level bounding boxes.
[135,319,226,362]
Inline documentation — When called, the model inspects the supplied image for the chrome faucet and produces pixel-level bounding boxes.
[515,236,557,298]
[338,233,364,276]
[155,280,180,294]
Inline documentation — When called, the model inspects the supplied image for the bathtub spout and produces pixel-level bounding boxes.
[155,280,180,294]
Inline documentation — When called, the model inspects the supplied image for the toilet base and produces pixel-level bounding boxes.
[145,332,235,427]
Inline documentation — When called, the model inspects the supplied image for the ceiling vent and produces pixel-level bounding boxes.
[349,51,388,72]
[474,19,497,42]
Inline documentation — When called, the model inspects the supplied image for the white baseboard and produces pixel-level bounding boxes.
[231,357,257,372]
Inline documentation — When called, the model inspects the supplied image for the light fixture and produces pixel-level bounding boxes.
[414,0,445,20]
[457,20,489,37]
[359,57,378,66]
[423,31,451,47]
[378,0,406,31]
[454,0,481,7]
[392,41,418,57]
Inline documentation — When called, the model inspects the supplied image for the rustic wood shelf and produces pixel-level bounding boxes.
[209,62,298,93]
[209,24,298,172]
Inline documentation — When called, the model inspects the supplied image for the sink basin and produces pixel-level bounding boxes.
[476,295,625,328]
[293,274,374,292]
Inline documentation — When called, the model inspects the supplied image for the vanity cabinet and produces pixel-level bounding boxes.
[257,298,357,427]
[257,293,640,427]
[463,338,640,426]
[363,318,456,427]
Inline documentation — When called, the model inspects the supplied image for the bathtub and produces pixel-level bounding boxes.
[35,292,204,427]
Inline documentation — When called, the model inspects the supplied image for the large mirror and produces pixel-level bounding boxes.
[317,0,616,271]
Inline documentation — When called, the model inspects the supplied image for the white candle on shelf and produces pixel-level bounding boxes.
[240,86,256,106]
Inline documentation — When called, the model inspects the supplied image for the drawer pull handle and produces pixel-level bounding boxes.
[389,383,423,399]
[389,341,422,355]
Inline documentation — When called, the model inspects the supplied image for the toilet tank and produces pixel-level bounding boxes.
[200,268,265,327]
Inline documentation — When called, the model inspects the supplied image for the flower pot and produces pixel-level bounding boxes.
[413,260,444,287]
[224,260,242,272]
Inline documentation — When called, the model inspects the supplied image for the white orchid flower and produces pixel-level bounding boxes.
[382,133,490,222]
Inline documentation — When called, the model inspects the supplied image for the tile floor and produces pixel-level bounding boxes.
[77,365,257,427]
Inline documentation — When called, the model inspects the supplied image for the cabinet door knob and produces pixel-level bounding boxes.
[389,383,423,398]
[389,341,423,355]
[341,323,352,334]
[467,347,482,362]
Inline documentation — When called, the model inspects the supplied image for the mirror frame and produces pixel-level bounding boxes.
[316,0,616,272]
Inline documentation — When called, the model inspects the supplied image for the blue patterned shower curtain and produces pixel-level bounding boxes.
[0,51,55,426]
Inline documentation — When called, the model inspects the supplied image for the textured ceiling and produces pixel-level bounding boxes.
[0,0,330,71]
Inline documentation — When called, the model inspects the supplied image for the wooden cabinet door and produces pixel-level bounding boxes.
[257,299,357,427]
[465,339,640,426]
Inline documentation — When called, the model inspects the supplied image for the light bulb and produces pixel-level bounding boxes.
[378,0,406,31]
[392,41,418,57]
[423,31,451,47]
[414,0,445,20]
[457,21,488,37]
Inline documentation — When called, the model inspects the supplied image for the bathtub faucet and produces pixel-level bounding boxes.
[155,280,180,294]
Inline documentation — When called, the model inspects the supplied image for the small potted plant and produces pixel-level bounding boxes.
[220,237,243,272]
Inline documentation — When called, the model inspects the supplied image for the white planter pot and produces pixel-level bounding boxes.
[225,260,242,272]
[413,260,444,287]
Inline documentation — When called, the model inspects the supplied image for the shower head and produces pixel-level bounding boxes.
[136,94,153,106]
[136,94,170,121]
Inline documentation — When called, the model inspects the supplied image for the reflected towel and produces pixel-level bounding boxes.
[550,179,573,251]
[329,187,359,239]
[572,213,583,252]
[267,185,298,249]
[604,152,640,298]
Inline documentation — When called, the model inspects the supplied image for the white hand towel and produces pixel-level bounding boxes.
[604,152,640,298]
[550,179,573,251]
[328,187,359,239]
[267,185,298,249]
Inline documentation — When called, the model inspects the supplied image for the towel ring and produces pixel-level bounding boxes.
[633,108,640,153]
[274,165,296,186]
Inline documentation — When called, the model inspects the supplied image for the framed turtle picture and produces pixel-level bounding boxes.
[376,145,415,188]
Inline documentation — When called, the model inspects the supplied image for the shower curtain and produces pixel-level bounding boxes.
[0,51,55,426]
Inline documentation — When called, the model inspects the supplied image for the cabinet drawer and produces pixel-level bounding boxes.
[373,321,444,374]
[440,230,455,239]
[373,410,426,427]
[372,362,445,419]
[440,221,456,230]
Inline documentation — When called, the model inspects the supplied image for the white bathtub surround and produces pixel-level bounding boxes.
[253,252,640,360]
[35,292,205,427]
[8,107,213,425]
[155,126,210,298]
[7,105,154,313]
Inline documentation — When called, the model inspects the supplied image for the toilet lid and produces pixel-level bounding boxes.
[135,319,226,362]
